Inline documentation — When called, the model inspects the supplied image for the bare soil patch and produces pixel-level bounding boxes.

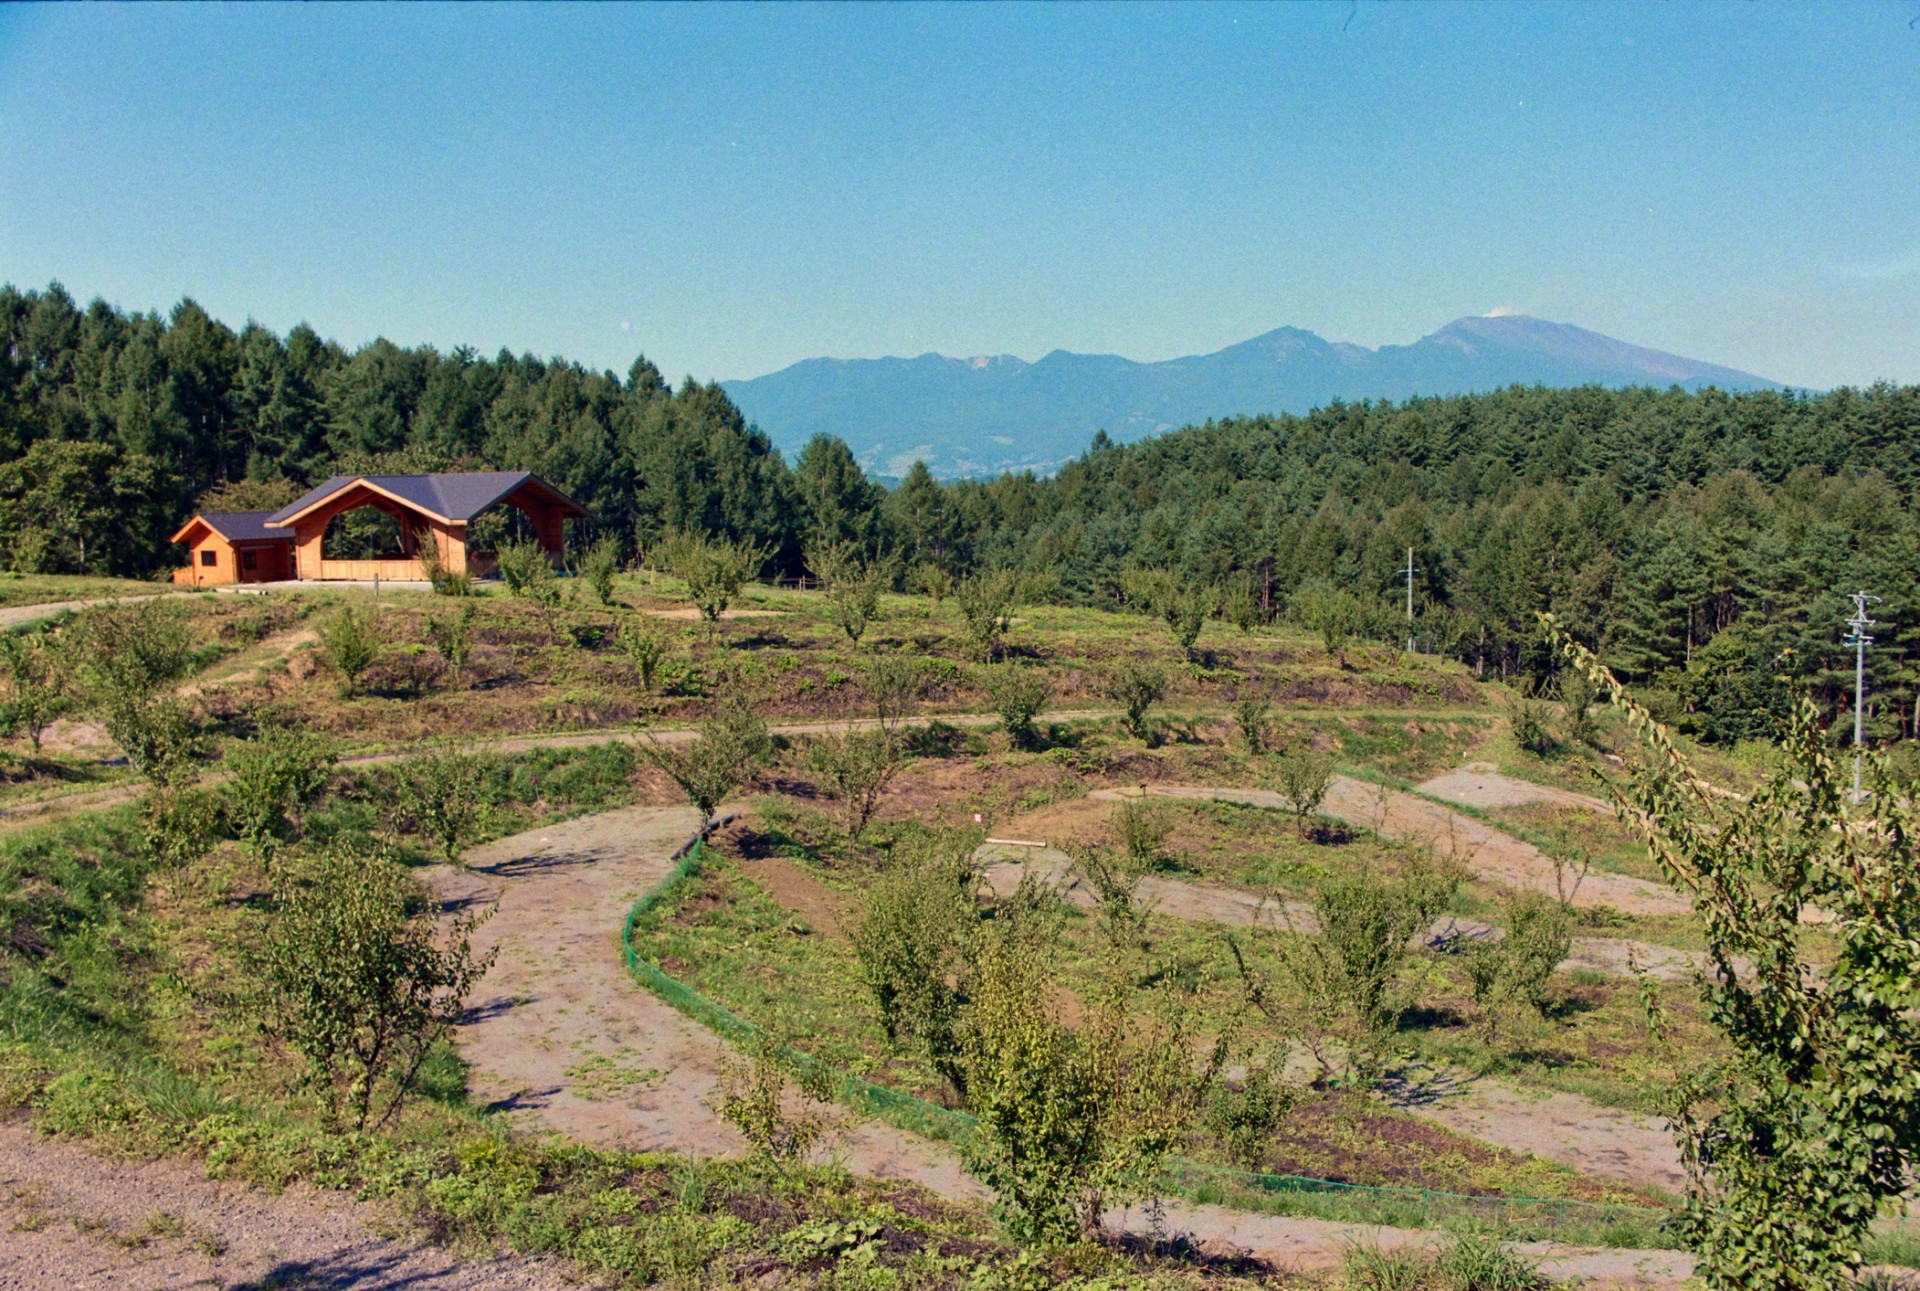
[1416,765,1612,814]
[0,1117,574,1291]
[1412,1083,1686,1198]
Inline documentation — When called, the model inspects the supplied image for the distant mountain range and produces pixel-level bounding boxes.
[721,314,1782,478]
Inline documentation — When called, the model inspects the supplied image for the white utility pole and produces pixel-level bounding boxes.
[1400,547,1418,654]
[1845,590,1880,803]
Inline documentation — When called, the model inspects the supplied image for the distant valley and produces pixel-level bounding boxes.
[722,314,1782,478]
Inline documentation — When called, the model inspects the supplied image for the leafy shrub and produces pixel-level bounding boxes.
[1204,1061,1297,1169]
[809,542,886,645]
[913,562,951,607]
[0,629,70,752]
[862,652,924,733]
[1463,891,1572,1038]
[954,569,1019,662]
[139,784,223,870]
[224,724,336,863]
[638,698,772,818]
[658,529,764,630]
[256,843,494,1130]
[575,536,620,607]
[806,730,901,839]
[1112,797,1171,873]
[397,746,488,864]
[959,912,1221,1243]
[1102,658,1166,743]
[1233,693,1272,754]
[1507,693,1556,756]
[849,837,976,1092]
[76,600,199,785]
[618,616,672,693]
[1293,582,1360,664]
[1558,629,1920,1289]
[983,663,1050,747]
[1273,746,1336,835]
[493,537,546,596]
[1223,576,1263,635]
[319,605,380,697]
[424,603,476,685]
[1245,857,1458,1085]
[716,1034,834,1165]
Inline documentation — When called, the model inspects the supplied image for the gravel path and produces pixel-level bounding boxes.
[0,1117,574,1291]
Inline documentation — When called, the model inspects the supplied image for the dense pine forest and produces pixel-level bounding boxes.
[5,281,1919,742]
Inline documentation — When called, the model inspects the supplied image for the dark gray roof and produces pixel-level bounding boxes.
[194,511,289,543]
[265,472,584,526]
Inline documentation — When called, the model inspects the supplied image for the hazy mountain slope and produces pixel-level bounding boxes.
[722,314,1781,478]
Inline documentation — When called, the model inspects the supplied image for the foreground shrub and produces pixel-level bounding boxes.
[1559,626,1920,1291]
[256,844,493,1130]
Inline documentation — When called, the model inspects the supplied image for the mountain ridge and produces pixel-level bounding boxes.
[722,314,1783,478]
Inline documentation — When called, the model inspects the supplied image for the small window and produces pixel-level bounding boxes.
[241,550,258,570]
[200,550,216,567]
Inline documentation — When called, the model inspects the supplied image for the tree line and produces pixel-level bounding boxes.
[6,281,1920,742]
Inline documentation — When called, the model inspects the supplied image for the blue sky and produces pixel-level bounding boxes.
[1,3,1915,389]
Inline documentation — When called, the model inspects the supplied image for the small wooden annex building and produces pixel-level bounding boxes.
[170,471,586,585]
[169,511,295,585]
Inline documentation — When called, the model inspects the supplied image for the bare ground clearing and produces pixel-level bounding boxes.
[0,1117,575,1291]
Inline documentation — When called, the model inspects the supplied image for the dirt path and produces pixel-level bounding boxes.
[423,805,982,1200]
[1415,764,1614,815]
[0,1118,573,1291]
[975,839,1705,985]
[1098,784,1690,917]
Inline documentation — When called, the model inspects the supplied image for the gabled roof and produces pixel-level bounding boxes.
[263,472,586,529]
[169,511,291,546]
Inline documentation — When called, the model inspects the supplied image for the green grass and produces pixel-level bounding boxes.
[0,572,182,610]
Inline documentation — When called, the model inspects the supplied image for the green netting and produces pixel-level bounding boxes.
[621,836,1677,1244]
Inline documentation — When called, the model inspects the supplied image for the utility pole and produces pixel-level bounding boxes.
[1400,546,1418,655]
[1845,590,1880,803]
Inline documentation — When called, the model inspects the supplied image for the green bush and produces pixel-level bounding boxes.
[397,746,489,864]
[0,629,70,752]
[320,605,381,697]
[983,663,1050,747]
[76,600,199,784]
[954,570,1019,662]
[638,698,771,819]
[424,603,476,685]
[1102,659,1166,743]
[256,843,494,1130]
[223,724,337,863]
[806,729,902,839]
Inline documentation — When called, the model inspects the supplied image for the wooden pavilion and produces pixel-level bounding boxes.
[171,471,586,584]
